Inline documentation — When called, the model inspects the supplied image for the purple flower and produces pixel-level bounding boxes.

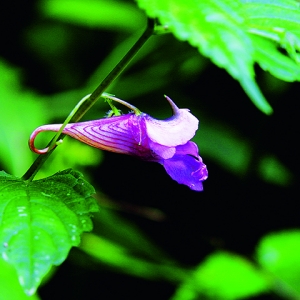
[29,96,208,191]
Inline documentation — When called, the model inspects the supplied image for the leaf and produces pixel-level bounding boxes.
[92,206,171,262]
[0,258,40,300]
[0,169,98,295]
[0,59,47,175]
[241,0,300,74]
[256,230,300,298]
[258,155,294,186]
[171,251,270,300]
[80,233,188,282]
[39,0,145,32]
[252,36,300,82]
[136,0,300,114]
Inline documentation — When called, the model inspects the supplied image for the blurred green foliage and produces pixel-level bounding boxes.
[0,0,299,299]
[171,251,271,300]
[0,61,45,176]
[40,0,145,32]
[257,230,300,298]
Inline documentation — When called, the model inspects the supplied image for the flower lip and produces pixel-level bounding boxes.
[161,141,208,191]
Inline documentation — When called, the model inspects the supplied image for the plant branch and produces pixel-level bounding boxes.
[22,18,155,181]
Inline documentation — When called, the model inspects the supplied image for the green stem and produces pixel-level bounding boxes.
[31,94,92,154]
[22,18,155,181]
[101,94,141,115]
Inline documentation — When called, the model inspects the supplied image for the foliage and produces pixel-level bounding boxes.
[171,251,270,300]
[0,0,300,299]
[256,230,300,298]
[0,170,98,295]
[137,0,300,114]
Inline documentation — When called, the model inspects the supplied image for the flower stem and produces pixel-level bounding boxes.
[22,18,155,181]
[101,94,141,115]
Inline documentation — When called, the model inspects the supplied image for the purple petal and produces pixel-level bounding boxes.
[144,96,199,147]
[64,115,137,154]
[127,113,148,147]
[175,141,200,157]
[148,141,176,159]
[30,113,150,157]
[160,142,208,191]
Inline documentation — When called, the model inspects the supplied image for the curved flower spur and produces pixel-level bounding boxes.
[29,95,208,191]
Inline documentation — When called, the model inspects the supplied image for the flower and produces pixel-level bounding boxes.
[29,96,208,191]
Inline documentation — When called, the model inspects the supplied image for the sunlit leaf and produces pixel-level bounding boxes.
[137,0,300,114]
[252,36,300,82]
[256,230,300,298]
[171,251,270,300]
[241,0,300,64]
[0,169,98,295]
[0,258,40,300]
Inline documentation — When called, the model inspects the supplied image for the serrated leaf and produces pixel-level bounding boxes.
[171,251,270,300]
[136,0,272,114]
[252,36,300,82]
[0,169,98,295]
[241,0,300,66]
[137,0,300,114]
[256,230,300,298]
[241,0,300,45]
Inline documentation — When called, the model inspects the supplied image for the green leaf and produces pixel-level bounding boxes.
[252,36,300,82]
[0,169,98,295]
[93,206,171,262]
[80,233,188,282]
[0,258,40,300]
[258,155,294,186]
[136,0,300,114]
[241,0,300,77]
[39,0,145,32]
[256,230,300,298]
[171,251,270,300]
[0,60,47,176]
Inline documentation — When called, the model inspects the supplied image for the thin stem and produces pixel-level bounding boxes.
[70,17,155,123]
[51,94,92,151]
[105,98,122,116]
[101,94,141,115]
[22,18,155,181]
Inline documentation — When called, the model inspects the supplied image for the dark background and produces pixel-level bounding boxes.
[1,0,299,299]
